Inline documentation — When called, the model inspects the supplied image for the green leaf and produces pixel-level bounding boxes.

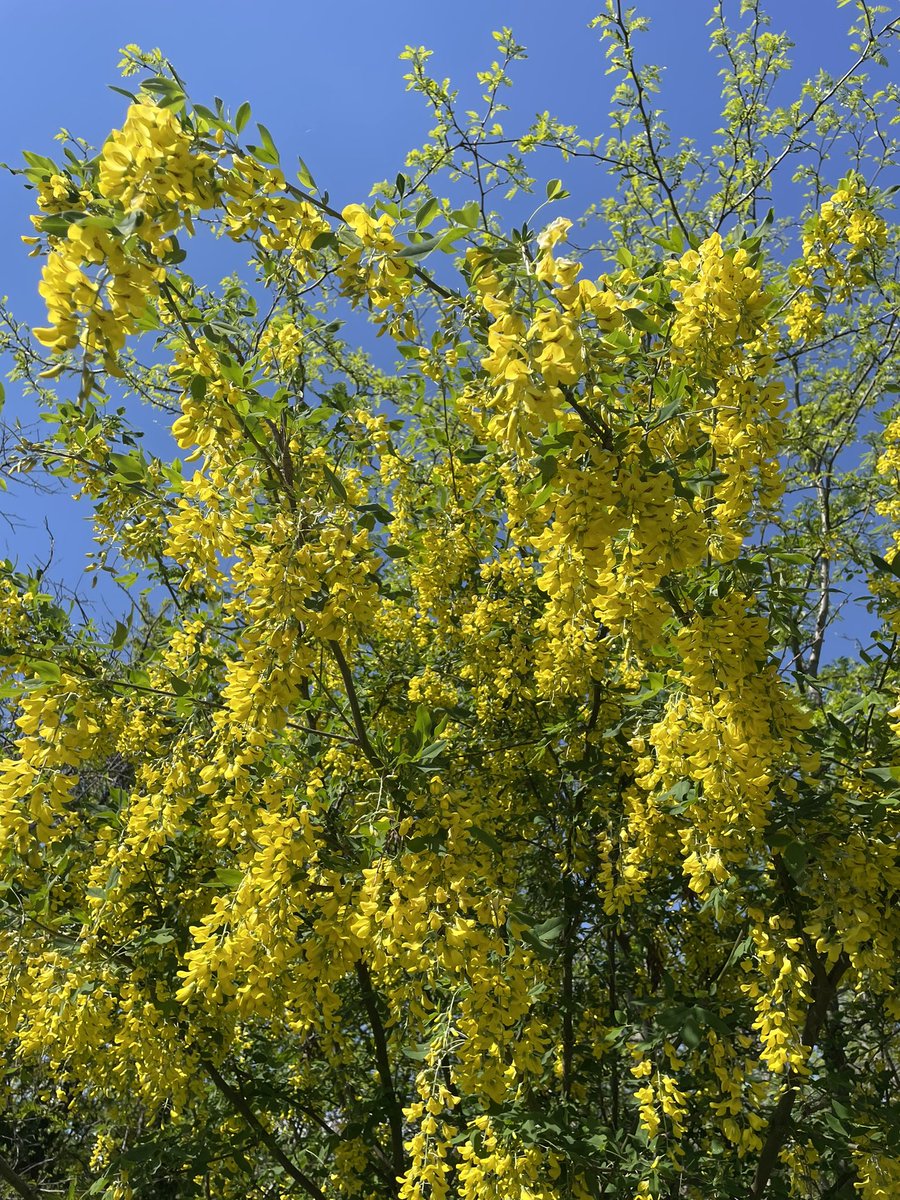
[402,1042,432,1061]
[532,915,567,943]
[469,825,503,854]
[780,840,811,879]
[164,243,187,265]
[107,452,146,483]
[415,198,440,229]
[623,308,657,333]
[395,234,442,259]
[405,830,447,854]
[28,660,61,683]
[355,502,393,525]
[455,201,480,230]
[22,150,58,176]
[322,464,348,503]
[545,178,569,201]
[142,76,183,100]
[297,157,316,190]
[658,778,695,808]
[202,867,243,889]
[38,213,80,237]
[248,143,277,166]
[650,399,681,428]
[192,103,224,129]
[514,912,567,957]
[235,101,251,133]
[118,210,144,237]
[862,766,900,790]
[681,1012,702,1049]
[416,739,448,765]
[119,1138,163,1166]
[871,553,900,580]
[769,550,812,565]
[75,214,119,231]
[256,123,280,164]
[413,705,431,738]
[439,226,470,251]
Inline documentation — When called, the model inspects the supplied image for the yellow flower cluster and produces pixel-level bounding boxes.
[639,596,808,896]
[874,410,900,745]
[668,232,769,369]
[220,156,329,277]
[855,1152,900,1200]
[473,221,623,448]
[337,203,416,315]
[799,175,887,301]
[33,102,216,365]
[704,1031,767,1154]
[632,1063,688,1142]
[743,913,811,1077]
[785,173,888,341]
[0,673,90,851]
[802,823,900,998]
[453,1118,563,1200]
[98,101,216,218]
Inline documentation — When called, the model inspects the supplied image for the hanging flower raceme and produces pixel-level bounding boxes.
[31,101,217,367]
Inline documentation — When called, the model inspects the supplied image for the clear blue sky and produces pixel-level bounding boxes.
[0,0,873,630]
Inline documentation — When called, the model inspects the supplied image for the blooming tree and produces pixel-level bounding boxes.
[1,5,899,1199]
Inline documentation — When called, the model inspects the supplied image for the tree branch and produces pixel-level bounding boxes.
[725,17,900,220]
[202,1060,326,1200]
[614,0,690,239]
[804,478,831,678]
[750,857,851,1198]
[355,961,406,1187]
[328,640,384,770]
[0,1151,43,1200]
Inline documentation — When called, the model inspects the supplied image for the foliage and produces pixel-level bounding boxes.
[1,4,899,1198]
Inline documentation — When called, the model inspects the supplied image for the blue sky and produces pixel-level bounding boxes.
[0,0,878,636]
